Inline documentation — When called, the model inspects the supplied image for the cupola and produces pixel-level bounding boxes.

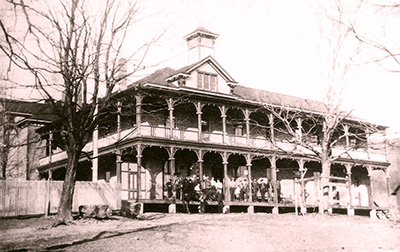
[184,27,219,64]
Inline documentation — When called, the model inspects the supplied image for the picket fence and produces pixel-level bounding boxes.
[0,180,121,217]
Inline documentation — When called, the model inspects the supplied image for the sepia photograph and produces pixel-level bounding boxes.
[0,0,399,251]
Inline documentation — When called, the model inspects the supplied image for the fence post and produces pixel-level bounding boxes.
[44,180,49,217]
[44,170,52,217]
[294,178,298,216]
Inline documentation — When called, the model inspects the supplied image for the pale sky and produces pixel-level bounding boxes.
[2,0,400,133]
[132,0,400,133]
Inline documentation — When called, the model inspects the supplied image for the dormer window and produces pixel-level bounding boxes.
[197,71,217,91]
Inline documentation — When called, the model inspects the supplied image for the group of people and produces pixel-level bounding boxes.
[229,177,279,203]
[164,176,224,214]
[164,176,281,213]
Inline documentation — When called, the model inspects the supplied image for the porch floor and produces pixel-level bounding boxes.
[130,199,387,215]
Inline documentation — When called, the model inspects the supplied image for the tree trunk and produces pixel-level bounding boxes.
[55,148,80,224]
[1,123,10,180]
[320,143,331,214]
[0,148,7,179]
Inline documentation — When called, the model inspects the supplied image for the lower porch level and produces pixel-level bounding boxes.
[132,199,388,218]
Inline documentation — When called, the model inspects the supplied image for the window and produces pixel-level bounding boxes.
[235,124,243,136]
[197,71,217,91]
[201,120,209,132]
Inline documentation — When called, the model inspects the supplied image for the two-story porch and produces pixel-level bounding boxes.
[37,89,390,215]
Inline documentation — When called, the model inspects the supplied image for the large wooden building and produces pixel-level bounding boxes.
[36,27,391,215]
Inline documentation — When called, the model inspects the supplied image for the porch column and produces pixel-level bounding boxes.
[367,166,377,219]
[116,102,122,183]
[135,95,143,136]
[246,156,254,213]
[116,150,122,183]
[298,159,306,214]
[167,98,174,139]
[198,149,204,188]
[92,100,99,182]
[48,131,53,163]
[345,164,354,216]
[270,155,279,214]
[92,128,98,182]
[117,101,121,140]
[136,144,142,201]
[221,105,227,144]
[196,102,202,142]
[169,147,176,176]
[245,109,250,145]
[268,114,275,145]
[222,152,229,201]
[223,161,229,199]
[246,154,253,203]
[367,166,374,209]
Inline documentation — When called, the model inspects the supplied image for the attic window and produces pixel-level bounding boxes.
[197,71,217,91]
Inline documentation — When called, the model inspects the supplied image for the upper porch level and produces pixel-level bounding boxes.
[39,93,388,168]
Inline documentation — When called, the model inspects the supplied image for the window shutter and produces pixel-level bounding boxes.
[197,72,203,89]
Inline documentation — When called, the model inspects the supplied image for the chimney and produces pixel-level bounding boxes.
[184,27,219,64]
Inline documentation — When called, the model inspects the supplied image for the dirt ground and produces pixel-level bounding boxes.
[1,213,399,252]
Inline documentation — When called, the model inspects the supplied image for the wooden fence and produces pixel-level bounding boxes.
[0,180,121,217]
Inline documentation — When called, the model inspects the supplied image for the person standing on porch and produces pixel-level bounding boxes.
[215,179,222,191]
[182,179,192,213]
[174,178,182,200]
[216,188,224,213]
[260,181,267,202]
[229,177,236,201]
[266,178,273,202]
[166,179,173,199]
[239,182,245,201]
[252,179,258,202]
[210,177,216,188]
[199,190,206,214]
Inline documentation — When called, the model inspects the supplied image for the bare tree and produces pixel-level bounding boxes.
[336,1,400,209]
[0,0,162,224]
[248,0,385,212]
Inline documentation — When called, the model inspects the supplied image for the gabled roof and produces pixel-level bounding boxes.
[128,61,381,126]
[166,56,238,85]
[132,67,176,87]
[130,65,327,114]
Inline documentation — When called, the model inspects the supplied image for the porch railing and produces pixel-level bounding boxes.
[39,125,387,166]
